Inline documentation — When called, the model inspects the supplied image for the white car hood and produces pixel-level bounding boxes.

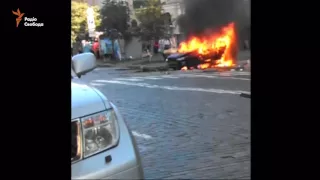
[72,80,111,119]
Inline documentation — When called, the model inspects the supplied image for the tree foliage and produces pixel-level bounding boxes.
[135,0,171,40]
[71,1,101,43]
[100,0,130,34]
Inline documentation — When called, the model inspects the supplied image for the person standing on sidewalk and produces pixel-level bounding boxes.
[83,40,92,53]
[159,38,170,60]
[153,40,159,54]
[99,37,107,62]
[114,39,121,61]
[159,38,164,60]
[92,39,100,59]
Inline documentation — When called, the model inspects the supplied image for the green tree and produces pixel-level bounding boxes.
[100,0,130,34]
[71,1,101,44]
[135,0,170,40]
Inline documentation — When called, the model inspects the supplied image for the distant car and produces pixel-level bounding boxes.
[71,53,144,179]
[166,48,225,70]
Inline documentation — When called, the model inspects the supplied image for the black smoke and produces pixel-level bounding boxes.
[178,0,250,49]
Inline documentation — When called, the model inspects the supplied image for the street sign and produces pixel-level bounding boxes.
[87,7,95,37]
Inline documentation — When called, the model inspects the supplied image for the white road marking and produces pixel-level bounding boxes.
[110,74,250,82]
[92,80,250,95]
[179,71,250,76]
[132,131,153,140]
[218,72,250,76]
[139,76,163,80]
[113,78,143,82]
[160,75,180,79]
[178,74,250,81]
[222,77,250,80]
[89,83,105,86]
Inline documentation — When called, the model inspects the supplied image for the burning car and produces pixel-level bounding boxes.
[166,23,237,70]
[166,47,226,70]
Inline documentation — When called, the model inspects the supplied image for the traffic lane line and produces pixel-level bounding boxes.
[178,74,250,81]
[92,80,250,95]
[113,76,250,92]
[132,131,153,140]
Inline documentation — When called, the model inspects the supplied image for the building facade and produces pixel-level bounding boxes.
[160,0,185,35]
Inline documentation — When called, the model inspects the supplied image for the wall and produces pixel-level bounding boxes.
[123,37,143,59]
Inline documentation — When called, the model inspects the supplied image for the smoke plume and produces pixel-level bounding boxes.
[178,0,250,43]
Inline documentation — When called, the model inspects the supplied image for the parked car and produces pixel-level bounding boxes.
[71,53,144,179]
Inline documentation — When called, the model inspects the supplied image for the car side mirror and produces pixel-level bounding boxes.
[72,53,96,77]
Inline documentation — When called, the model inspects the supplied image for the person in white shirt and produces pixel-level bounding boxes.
[160,38,171,60]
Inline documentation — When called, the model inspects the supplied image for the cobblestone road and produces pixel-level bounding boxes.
[81,68,251,179]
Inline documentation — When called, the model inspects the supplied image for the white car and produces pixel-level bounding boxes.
[71,53,144,179]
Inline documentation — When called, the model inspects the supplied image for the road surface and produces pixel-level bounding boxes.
[80,68,251,179]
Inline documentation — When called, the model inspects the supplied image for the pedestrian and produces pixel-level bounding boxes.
[83,41,92,53]
[78,45,83,54]
[164,38,171,50]
[153,40,159,54]
[146,43,151,53]
[159,38,164,60]
[81,40,86,49]
[99,38,107,62]
[92,39,100,59]
[78,40,85,54]
[114,39,121,61]
[105,38,113,60]
[160,38,171,60]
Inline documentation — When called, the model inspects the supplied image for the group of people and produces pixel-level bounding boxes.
[79,39,100,56]
[71,39,100,58]
[72,37,121,62]
[71,35,177,62]
[146,38,173,60]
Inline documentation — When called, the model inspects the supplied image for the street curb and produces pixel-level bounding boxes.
[96,60,156,68]
[97,60,250,72]
[97,63,116,67]
[127,65,169,72]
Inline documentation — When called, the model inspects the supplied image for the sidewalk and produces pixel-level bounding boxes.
[97,59,149,67]
[97,59,169,72]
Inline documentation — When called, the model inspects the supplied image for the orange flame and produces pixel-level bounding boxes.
[198,63,211,69]
[178,22,236,70]
[181,66,188,71]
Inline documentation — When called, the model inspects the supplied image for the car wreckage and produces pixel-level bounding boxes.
[165,47,226,70]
